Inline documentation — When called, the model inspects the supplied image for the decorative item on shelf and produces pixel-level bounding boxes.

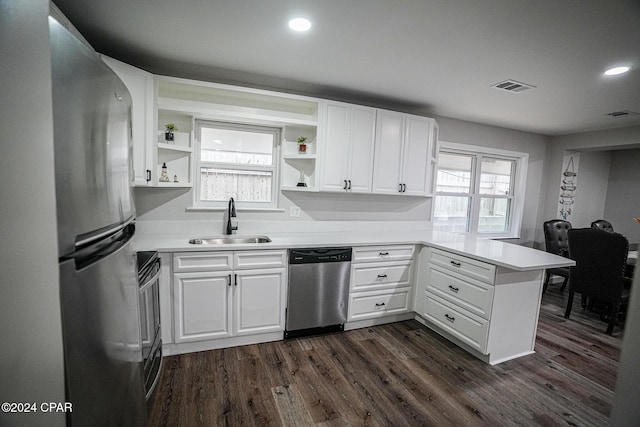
[173,174,178,183]
[164,123,178,143]
[159,162,170,182]
[296,170,307,187]
[297,136,307,153]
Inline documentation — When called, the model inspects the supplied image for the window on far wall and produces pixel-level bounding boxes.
[433,142,528,238]
[194,120,281,209]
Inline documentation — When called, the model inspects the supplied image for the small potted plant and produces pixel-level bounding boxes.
[165,123,178,143]
[297,136,307,153]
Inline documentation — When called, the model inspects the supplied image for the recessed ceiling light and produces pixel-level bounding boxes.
[288,17,311,32]
[604,66,631,76]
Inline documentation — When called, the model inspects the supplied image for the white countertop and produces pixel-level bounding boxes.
[135,229,574,272]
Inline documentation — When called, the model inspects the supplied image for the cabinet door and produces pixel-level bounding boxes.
[401,115,431,196]
[320,103,350,192]
[346,106,376,193]
[372,110,404,194]
[173,271,232,343]
[234,268,286,336]
[101,56,154,186]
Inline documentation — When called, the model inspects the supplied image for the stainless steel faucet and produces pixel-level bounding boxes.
[226,197,238,235]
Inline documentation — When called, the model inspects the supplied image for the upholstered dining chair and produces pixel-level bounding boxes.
[591,219,614,232]
[564,228,630,335]
[542,219,572,293]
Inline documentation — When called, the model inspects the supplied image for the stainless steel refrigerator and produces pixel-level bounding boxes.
[50,17,146,427]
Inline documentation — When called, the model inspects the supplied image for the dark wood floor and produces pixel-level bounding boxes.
[148,286,624,426]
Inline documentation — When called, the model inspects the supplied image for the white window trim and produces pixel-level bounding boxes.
[193,120,282,209]
[435,141,528,239]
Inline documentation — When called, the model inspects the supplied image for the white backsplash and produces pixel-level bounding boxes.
[135,219,431,237]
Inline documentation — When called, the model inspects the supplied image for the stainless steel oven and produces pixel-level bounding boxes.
[137,251,162,401]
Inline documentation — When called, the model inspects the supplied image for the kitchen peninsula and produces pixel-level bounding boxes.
[135,227,574,365]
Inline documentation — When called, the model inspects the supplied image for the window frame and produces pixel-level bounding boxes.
[193,120,282,210]
[434,141,528,239]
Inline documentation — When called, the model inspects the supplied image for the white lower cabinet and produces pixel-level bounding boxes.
[174,271,231,341]
[419,247,544,365]
[348,245,415,323]
[349,288,412,321]
[424,292,489,353]
[172,250,286,345]
[234,269,286,335]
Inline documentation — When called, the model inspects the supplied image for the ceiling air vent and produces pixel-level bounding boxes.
[605,110,639,117]
[491,79,536,93]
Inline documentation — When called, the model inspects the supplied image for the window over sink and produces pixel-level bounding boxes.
[194,120,281,209]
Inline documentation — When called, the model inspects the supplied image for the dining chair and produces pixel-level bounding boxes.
[564,228,631,335]
[591,219,614,232]
[542,219,572,293]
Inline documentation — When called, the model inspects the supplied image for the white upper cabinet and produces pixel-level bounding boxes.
[319,102,376,193]
[402,115,433,196]
[372,110,435,196]
[100,55,154,185]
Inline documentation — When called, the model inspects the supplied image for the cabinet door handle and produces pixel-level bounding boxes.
[398,183,403,192]
[375,302,386,307]
[379,252,389,256]
[234,273,238,286]
[450,261,461,267]
[146,170,151,182]
[377,274,388,278]
[448,285,459,293]
[228,274,231,286]
[402,183,406,192]
[343,179,348,190]
[348,180,352,190]
[444,314,455,323]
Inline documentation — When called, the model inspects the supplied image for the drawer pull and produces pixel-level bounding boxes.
[375,302,386,307]
[234,273,238,286]
[450,261,462,267]
[379,252,389,256]
[228,274,231,287]
[448,285,459,293]
[444,314,455,323]
[377,274,388,279]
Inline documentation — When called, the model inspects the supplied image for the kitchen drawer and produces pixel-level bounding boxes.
[425,292,489,354]
[174,252,233,272]
[427,266,494,319]
[348,288,412,321]
[351,261,412,291]
[234,250,286,270]
[353,245,414,263]
[429,248,496,284]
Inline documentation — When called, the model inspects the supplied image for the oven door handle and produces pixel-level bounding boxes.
[139,263,161,293]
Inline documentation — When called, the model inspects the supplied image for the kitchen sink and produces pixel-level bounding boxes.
[188,235,272,245]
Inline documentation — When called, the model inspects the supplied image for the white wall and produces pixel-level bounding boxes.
[604,149,640,244]
[570,150,611,227]
[541,126,640,244]
[0,1,66,426]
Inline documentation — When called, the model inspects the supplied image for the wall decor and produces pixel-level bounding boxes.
[557,153,580,220]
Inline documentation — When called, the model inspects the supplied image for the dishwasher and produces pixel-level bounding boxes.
[285,247,352,339]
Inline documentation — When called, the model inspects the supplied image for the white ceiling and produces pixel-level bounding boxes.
[54,0,640,136]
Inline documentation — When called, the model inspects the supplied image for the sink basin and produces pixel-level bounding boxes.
[188,235,272,245]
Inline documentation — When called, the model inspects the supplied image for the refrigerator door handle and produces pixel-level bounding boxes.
[69,224,135,270]
[74,216,135,251]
